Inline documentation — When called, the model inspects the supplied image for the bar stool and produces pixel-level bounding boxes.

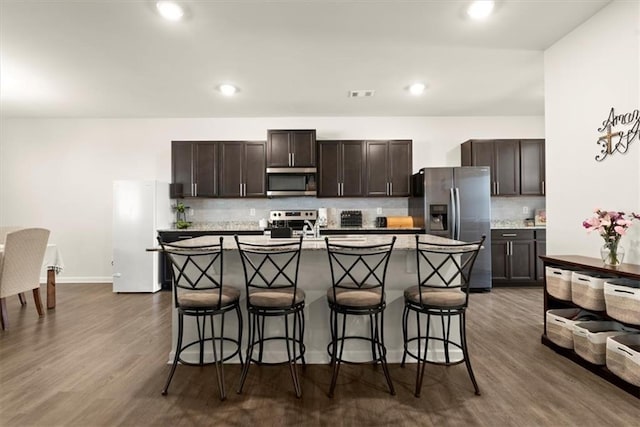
[401,235,485,397]
[159,236,243,401]
[324,236,396,397]
[234,235,305,398]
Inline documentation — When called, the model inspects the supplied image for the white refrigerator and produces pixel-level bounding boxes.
[112,180,172,293]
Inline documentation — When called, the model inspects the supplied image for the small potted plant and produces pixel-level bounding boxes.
[174,202,192,229]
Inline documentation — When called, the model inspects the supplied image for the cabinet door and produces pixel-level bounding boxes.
[318,141,341,197]
[341,141,365,197]
[520,139,545,196]
[536,233,547,281]
[171,141,194,197]
[266,130,291,167]
[365,141,389,196]
[510,240,536,281]
[388,140,412,196]
[491,240,510,282]
[194,143,218,197]
[469,141,495,195]
[219,142,244,197]
[290,130,316,167]
[244,142,266,197]
[494,140,520,196]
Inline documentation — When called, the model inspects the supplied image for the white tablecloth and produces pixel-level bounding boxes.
[0,243,64,274]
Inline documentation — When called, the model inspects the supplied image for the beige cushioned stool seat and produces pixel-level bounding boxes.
[404,285,466,307]
[178,286,241,308]
[249,288,305,308]
[327,286,383,307]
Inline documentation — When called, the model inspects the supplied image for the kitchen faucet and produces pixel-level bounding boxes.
[303,220,319,238]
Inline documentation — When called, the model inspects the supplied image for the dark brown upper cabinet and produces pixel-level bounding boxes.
[267,129,316,167]
[219,141,266,198]
[461,139,530,196]
[365,140,412,197]
[317,140,365,197]
[520,139,546,196]
[171,141,218,197]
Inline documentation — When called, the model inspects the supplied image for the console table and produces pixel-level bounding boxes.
[540,255,640,398]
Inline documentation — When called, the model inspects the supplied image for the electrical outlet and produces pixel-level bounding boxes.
[250,208,256,216]
[376,207,382,214]
[523,206,529,214]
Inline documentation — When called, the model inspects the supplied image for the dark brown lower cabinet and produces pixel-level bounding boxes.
[492,229,544,286]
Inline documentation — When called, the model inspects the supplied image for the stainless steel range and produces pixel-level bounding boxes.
[270,210,317,231]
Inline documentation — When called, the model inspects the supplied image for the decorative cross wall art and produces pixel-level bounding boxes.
[595,107,639,161]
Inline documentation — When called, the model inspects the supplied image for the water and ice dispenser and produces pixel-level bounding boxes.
[429,204,448,231]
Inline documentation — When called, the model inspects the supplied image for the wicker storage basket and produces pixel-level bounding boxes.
[573,321,636,365]
[546,267,575,301]
[546,308,598,349]
[604,279,640,325]
[606,334,640,386]
[571,272,616,311]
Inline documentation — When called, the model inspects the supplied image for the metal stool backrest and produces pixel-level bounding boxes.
[415,235,486,307]
[234,235,303,307]
[325,237,396,306]
[159,236,225,309]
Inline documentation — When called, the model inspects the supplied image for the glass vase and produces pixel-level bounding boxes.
[600,242,624,266]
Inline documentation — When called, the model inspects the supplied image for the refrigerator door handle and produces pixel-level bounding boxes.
[454,187,461,240]
[450,187,457,239]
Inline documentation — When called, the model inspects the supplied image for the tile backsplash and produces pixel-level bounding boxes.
[175,195,545,229]
[491,196,546,222]
[181,197,408,228]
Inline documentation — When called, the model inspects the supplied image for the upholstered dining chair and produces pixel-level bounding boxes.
[401,235,485,397]
[0,228,50,330]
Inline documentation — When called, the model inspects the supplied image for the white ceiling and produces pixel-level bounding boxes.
[0,0,612,119]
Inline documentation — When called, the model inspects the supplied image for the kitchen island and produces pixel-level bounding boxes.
[161,233,472,365]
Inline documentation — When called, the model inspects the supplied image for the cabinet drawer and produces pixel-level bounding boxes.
[491,229,535,240]
[536,229,546,240]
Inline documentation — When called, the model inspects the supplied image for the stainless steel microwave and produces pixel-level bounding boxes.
[266,167,317,196]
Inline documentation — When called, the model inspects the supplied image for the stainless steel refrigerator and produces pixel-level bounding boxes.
[409,167,492,290]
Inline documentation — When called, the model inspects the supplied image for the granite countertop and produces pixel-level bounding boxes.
[162,233,464,251]
[491,220,546,230]
[159,222,424,233]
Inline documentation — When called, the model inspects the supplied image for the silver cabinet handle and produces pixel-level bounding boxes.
[194,183,198,197]
[390,182,393,196]
[341,182,344,196]
[239,183,243,196]
[542,181,545,195]
[496,181,500,194]
[337,182,340,196]
[502,233,518,237]
[292,152,295,166]
[505,242,509,257]
[243,183,246,197]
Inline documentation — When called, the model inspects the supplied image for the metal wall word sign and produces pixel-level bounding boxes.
[595,107,639,161]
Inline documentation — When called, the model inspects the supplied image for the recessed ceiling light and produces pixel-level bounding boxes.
[467,1,494,20]
[408,82,426,96]
[218,84,238,96]
[156,1,184,21]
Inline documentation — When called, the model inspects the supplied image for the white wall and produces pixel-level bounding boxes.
[0,116,543,282]
[545,0,640,263]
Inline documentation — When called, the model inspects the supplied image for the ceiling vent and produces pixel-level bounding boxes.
[348,90,375,98]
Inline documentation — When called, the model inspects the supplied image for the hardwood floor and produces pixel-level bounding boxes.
[1,284,638,426]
